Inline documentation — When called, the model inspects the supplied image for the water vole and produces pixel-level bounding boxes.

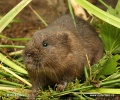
[23,14,103,98]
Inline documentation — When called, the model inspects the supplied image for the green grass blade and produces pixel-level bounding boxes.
[29,5,48,27]
[0,53,27,74]
[9,50,23,56]
[75,0,120,28]
[0,35,30,41]
[0,79,23,87]
[0,64,31,87]
[0,0,32,33]
[67,0,76,27]
[0,45,25,48]
[88,88,120,94]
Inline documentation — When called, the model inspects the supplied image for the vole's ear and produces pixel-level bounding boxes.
[62,33,72,50]
[61,33,72,44]
[62,33,69,41]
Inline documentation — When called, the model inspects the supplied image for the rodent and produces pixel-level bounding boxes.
[23,14,103,98]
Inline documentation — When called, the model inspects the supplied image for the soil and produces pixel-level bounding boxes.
[0,0,68,51]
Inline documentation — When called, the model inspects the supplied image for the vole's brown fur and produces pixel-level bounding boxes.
[23,14,103,98]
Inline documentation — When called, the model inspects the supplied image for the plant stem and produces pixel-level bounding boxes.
[99,0,109,8]
[29,5,48,27]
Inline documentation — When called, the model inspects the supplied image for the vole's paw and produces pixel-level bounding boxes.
[56,82,67,92]
[28,90,38,100]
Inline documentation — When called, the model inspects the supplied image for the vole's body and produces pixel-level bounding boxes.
[23,14,103,98]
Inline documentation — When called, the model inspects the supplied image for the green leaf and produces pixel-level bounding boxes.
[0,0,32,33]
[99,55,119,76]
[100,22,120,54]
[106,0,120,18]
[74,0,120,28]
[99,1,120,54]
[115,0,120,18]
[107,7,119,17]
[91,55,120,80]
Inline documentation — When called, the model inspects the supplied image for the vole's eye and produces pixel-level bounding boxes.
[42,42,48,47]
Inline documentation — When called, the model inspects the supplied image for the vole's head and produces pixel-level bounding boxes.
[23,28,73,71]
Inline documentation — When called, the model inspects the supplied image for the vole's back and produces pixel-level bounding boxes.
[49,14,103,65]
